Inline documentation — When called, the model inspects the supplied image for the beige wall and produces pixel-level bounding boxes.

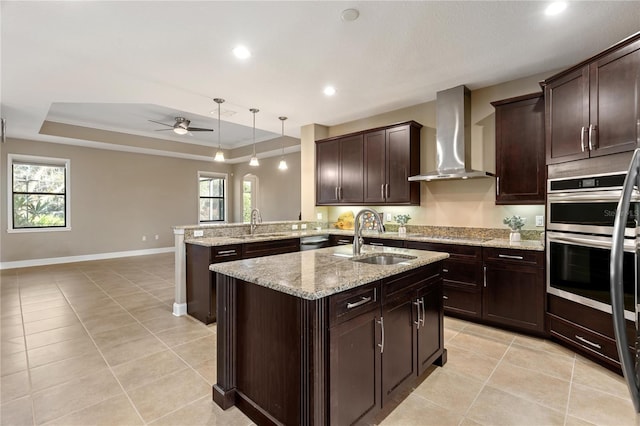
[1,138,301,263]
[301,71,553,230]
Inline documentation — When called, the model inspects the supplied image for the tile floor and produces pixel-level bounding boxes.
[1,253,638,425]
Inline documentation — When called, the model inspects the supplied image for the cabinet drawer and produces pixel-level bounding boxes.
[212,245,242,262]
[442,285,482,318]
[329,282,381,326]
[483,247,543,267]
[383,263,441,299]
[548,315,621,364]
[242,238,299,259]
[363,237,404,248]
[405,241,481,261]
[442,260,482,287]
[330,235,353,246]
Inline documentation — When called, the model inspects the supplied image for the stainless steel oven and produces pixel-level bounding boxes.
[546,172,639,321]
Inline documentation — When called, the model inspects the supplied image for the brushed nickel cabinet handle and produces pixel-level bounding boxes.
[419,298,425,326]
[575,335,602,350]
[580,126,587,152]
[442,268,449,273]
[443,295,449,300]
[378,317,385,354]
[381,184,385,200]
[483,266,487,287]
[498,254,524,260]
[496,176,500,196]
[589,124,597,150]
[369,242,384,246]
[335,187,338,200]
[413,300,421,328]
[346,296,372,309]
[385,184,390,199]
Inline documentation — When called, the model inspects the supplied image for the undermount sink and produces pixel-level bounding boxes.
[352,253,417,265]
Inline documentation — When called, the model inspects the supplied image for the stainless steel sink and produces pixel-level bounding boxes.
[352,253,417,265]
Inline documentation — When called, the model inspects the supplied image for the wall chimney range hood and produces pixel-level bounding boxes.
[409,85,494,182]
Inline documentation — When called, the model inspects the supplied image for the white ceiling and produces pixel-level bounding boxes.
[2,1,640,158]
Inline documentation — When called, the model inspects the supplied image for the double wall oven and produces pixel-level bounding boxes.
[546,172,638,321]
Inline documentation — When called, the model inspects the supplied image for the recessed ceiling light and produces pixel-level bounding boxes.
[233,45,251,59]
[341,8,359,22]
[324,86,336,96]
[545,1,567,16]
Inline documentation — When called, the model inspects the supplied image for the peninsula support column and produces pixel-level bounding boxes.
[173,228,187,316]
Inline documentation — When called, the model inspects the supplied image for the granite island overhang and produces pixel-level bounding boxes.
[210,244,449,425]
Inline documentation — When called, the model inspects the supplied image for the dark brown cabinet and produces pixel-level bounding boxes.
[186,243,242,324]
[544,34,640,165]
[482,248,545,334]
[364,123,422,205]
[316,134,364,204]
[241,238,299,259]
[316,121,421,206]
[405,241,483,320]
[491,93,545,204]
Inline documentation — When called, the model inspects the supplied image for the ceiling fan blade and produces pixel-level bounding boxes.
[186,127,214,132]
[148,119,175,128]
[154,129,174,131]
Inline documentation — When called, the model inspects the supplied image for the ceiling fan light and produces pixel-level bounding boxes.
[173,127,188,135]
[249,156,260,167]
[214,150,225,162]
[278,159,288,170]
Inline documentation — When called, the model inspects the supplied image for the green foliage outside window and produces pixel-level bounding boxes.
[12,163,66,228]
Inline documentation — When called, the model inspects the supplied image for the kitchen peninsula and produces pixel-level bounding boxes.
[209,244,449,425]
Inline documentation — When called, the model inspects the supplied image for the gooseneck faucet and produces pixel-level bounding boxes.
[250,208,262,234]
[353,208,384,256]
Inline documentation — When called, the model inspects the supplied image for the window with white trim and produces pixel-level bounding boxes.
[8,154,70,232]
[198,172,227,223]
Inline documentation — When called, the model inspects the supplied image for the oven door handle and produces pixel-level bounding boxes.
[611,148,640,413]
[548,234,613,250]
[548,192,625,202]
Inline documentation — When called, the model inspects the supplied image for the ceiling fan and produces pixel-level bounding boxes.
[148,117,213,135]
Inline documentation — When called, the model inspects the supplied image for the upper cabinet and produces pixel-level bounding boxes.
[491,93,545,205]
[543,34,640,165]
[316,121,422,206]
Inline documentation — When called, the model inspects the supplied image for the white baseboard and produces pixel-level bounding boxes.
[173,303,187,317]
[0,247,175,270]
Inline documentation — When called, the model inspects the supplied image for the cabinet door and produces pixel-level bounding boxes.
[381,289,416,405]
[185,243,212,324]
[339,134,364,203]
[363,130,387,204]
[385,125,413,204]
[483,263,545,333]
[545,67,590,164]
[494,94,545,204]
[329,309,381,425]
[316,139,341,204]
[589,39,640,158]
[417,282,443,375]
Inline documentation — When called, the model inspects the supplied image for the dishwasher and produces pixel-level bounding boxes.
[299,235,330,251]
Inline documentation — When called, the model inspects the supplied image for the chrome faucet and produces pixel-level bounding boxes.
[250,208,262,234]
[353,208,384,256]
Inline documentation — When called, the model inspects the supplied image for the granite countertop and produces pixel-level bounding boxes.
[209,245,449,300]
[187,229,545,251]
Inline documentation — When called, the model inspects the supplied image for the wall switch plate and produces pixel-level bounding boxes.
[194,230,204,237]
[292,224,299,230]
[535,215,544,227]
[301,224,307,229]
[386,213,392,221]
[142,235,146,241]
[155,234,159,240]
[316,212,322,220]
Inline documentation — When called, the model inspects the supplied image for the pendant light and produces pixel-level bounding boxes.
[249,108,260,167]
[278,116,288,171]
[213,98,225,162]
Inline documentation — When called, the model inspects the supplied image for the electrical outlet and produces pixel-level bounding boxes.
[155,234,159,240]
[194,230,204,237]
[535,215,544,227]
[142,235,146,241]
[301,224,307,230]
[316,212,322,220]
[292,224,299,230]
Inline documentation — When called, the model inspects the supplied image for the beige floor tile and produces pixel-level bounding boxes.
[0,323,23,340]
[150,395,252,426]
[446,330,511,360]
[488,361,570,412]
[0,396,34,426]
[572,357,631,399]
[459,417,484,426]
[74,303,126,321]
[140,313,201,333]
[0,369,30,403]
[568,382,636,426]
[513,333,578,358]
[128,304,174,322]
[30,351,108,392]
[27,335,98,368]
[466,386,565,426]
[20,292,65,306]
[565,415,598,426]
[32,369,123,424]
[462,322,517,344]
[1,314,23,326]
[20,297,69,313]
[443,316,468,331]
[0,305,21,318]
[91,322,152,350]
[127,367,210,423]
[23,314,79,335]
[67,296,118,313]
[173,335,216,367]
[502,343,575,381]
[112,350,188,391]
[1,337,25,356]
[21,305,75,323]
[412,368,484,413]
[25,323,87,349]
[193,358,216,385]
[1,351,27,376]
[379,393,462,426]
[81,311,137,335]
[155,322,213,347]
[100,335,167,367]
[45,394,144,426]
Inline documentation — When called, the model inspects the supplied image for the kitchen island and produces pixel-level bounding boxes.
[210,244,449,425]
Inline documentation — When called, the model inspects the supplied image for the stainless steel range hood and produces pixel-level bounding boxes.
[409,85,494,182]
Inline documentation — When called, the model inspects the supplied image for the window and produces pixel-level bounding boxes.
[8,154,70,232]
[243,174,258,223]
[199,172,226,223]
